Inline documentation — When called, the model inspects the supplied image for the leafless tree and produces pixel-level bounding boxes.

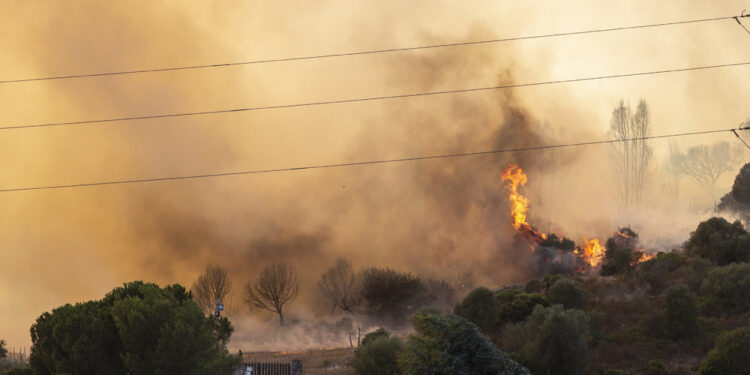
[670,141,745,202]
[663,141,683,201]
[244,263,301,325]
[318,258,360,314]
[191,264,232,316]
[608,99,653,209]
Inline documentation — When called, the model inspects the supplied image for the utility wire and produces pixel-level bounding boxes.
[0,15,742,85]
[735,13,750,34]
[732,122,750,150]
[2,61,750,132]
[0,127,744,193]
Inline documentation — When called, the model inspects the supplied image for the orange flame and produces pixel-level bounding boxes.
[634,250,655,264]
[501,165,546,243]
[501,164,529,230]
[616,230,634,239]
[577,238,606,267]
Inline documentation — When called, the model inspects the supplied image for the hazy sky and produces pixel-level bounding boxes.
[1,1,749,348]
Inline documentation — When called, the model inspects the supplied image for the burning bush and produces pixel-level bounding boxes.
[600,227,648,276]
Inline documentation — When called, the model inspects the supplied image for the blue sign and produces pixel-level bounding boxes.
[217,303,224,311]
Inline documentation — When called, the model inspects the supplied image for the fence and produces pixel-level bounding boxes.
[234,359,302,375]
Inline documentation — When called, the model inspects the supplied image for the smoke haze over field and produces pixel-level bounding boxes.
[1,1,750,349]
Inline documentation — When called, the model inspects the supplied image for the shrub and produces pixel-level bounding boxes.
[685,217,750,265]
[700,263,750,314]
[547,279,588,310]
[352,335,402,375]
[698,327,750,375]
[600,227,643,275]
[361,328,390,347]
[664,284,699,340]
[639,251,686,293]
[518,305,589,375]
[360,267,422,320]
[0,368,33,375]
[497,289,548,325]
[399,311,530,375]
[453,287,499,331]
[642,359,668,375]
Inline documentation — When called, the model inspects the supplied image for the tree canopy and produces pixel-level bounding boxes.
[29,281,238,375]
[399,310,530,375]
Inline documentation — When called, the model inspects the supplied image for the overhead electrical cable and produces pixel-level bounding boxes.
[2,61,750,132]
[734,10,750,34]
[1,127,746,193]
[0,14,746,85]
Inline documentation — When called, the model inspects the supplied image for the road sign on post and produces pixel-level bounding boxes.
[215,299,223,317]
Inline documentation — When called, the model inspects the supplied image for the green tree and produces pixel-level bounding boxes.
[398,311,530,375]
[29,281,239,375]
[685,217,750,265]
[453,287,499,331]
[497,289,548,324]
[352,335,402,375]
[700,263,750,314]
[547,279,588,310]
[0,339,6,360]
[698,327,750,375]
[518,305,589,375]
[664,284,699,339]
[361,328,390,347]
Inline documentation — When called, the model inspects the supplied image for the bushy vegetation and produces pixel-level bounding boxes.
[351,312,529,375]
[548,278,588,310]
[698,327,750,375]
[453,287,499,331]
[700,262,750,314]
[29,281,239,375]
[452,217,750,374]
[399,311,530,375]
[684,217,750,265]
[351,330,402,375]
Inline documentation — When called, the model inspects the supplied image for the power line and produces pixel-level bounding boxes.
[0,127,742,193]
[3,61,750,132]
[0,15,743,85]
[735,13,750,34]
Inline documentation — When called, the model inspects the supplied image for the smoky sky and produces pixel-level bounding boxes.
[2,0,750,349]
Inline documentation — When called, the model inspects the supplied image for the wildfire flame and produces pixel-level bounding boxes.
[634,251,655,264]
[577,238,606,267]
[500,163,653,271]
[501,165,546,243]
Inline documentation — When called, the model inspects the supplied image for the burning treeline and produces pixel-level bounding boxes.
[501,164,653,275]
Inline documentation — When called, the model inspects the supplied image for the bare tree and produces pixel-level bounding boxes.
[244,263,301,325]
[191,264,232,316]
[670,141,745,202]
[608,99,653,209]
[663,141,683,201]
[318,258,360,314]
